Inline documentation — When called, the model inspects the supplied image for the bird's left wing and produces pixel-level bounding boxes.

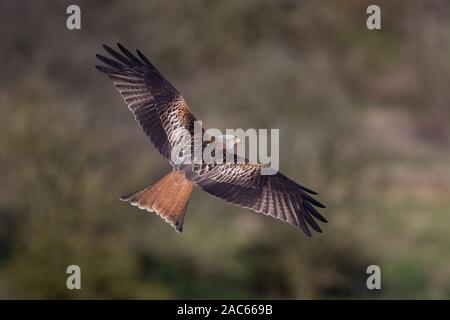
[185,163,327,237]
[95,43,197,162]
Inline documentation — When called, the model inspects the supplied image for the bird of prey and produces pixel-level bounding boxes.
[95,43,327,237]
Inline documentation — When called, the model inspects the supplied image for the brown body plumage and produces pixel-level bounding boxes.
[96,43,327,236]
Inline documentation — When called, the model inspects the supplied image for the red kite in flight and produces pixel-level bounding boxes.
[96,44,326,236]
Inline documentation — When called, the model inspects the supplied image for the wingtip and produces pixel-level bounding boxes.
[299,224,312,237]
[95,65,114,74]
[299,185,319,195]
[305,195,326,209]
[94,65,107,73]
[102,44,117,55]
[95,53,109,62]
[316,203,326,209]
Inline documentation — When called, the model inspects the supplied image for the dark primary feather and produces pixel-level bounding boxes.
[184,163,327,237]
[103,45,135,67]
[95,43,196,162]
[118,43,145,66]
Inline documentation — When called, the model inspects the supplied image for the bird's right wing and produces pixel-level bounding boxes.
[185,163,327,237]
[95,43,197,162]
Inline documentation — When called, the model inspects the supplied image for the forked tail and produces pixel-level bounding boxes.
[120,171,194,232]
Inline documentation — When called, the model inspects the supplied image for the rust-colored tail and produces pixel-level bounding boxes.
[120,171,194,232]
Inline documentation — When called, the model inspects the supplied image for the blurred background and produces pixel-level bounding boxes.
[0,0,449,299]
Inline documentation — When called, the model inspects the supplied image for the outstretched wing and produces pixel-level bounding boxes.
[95,43,196,162]
[185,163,327,237]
